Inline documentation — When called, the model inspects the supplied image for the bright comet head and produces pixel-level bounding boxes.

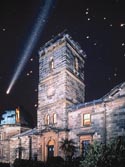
[6,89,10,94]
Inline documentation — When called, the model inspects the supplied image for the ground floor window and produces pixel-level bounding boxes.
[82,140,90,157]
[80,135,92,157]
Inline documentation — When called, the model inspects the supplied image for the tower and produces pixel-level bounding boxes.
[37,32,86,130]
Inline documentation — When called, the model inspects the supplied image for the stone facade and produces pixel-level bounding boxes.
[0,32,125,164]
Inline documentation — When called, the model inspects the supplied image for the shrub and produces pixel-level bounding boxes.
[13,158,45,167]
[46,156,64,167]
[0,162,10,167]
[80,137,125,167]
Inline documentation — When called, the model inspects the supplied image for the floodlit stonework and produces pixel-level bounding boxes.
[0,32,125,164]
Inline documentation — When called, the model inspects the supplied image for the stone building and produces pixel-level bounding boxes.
[0,32,125,163]
[0,108,30,163]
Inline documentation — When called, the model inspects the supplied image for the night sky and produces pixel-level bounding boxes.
[0,0,125,126]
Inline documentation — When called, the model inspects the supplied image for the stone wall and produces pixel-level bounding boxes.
[68,95,125,149]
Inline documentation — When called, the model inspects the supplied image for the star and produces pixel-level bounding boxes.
[30,58,34,61]
[86,36,90,39]
[27,73,30,76]
[120,23,125,27]
[30,70,33,74]
[2,28,6,31]
[34,104,37,107]
[93,42,97,46]
[114,73,117,77]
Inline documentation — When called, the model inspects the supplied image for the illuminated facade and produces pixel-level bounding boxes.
[0,32,125,164]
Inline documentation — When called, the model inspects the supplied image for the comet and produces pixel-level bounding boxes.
[6,0,55,94]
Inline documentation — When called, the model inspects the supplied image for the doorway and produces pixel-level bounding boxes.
[47,139,55,159]
[48,145,54,158]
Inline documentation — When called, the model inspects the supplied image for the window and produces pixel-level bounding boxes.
[45,115,50,125]
[73,57,79,75]
[83,113,91,126]
[49,57,54,70]
[80,135,92,157]
[82,140,90,157]
[74,57,78,71]
[16,108,20,123]
[47,115,50,125]
[53,113,57,124]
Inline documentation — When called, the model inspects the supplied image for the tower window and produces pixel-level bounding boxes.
[53,113,57,124]
[74,57,79,71]
[47,115,50,125]
[45,115,50,125]
[49,57,54,70]
[83,113,91,126]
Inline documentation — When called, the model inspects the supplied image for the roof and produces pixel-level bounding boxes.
[69,81,125,112]
[102,81,125,101]
[39,31,86,59]
[12,128,38,138]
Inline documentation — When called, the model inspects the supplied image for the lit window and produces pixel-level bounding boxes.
[83,113,91,126]
[45,115,50,125]
[53,113,57,124]
[16,108,20,123]
[47,115,50,125]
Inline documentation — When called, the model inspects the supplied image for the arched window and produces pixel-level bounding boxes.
[53,113,57,124]
[44,115,50,125]
[47,115,50,125]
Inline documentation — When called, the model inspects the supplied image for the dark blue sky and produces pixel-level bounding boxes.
[0,0,125,126]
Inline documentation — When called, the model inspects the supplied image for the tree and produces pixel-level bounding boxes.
[80,141,103,167]
[80,136,125,167]
[60,138,77,161]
